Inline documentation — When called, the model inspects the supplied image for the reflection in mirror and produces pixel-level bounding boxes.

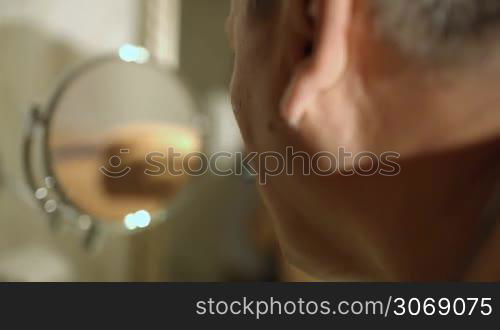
[48,59,202,226]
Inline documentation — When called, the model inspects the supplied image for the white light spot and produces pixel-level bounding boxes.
[135,210,152,229]
[78,215,92,231]
[123,210,152,231]
[124,213,136,231]
[35,188,48,200]
[44,200,58,214]
[119,44,150,64]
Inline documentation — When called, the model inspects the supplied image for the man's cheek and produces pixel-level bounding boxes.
[230,75,257,150]
[234,105,256,152]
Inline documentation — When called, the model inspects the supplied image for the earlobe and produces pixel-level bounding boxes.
[280,0,354,128]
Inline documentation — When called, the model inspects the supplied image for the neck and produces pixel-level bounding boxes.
[384,142,500,280]
[464,171,500,281]
[324,140,500,281]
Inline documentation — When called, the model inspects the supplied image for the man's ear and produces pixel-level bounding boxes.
[281,0,354,128]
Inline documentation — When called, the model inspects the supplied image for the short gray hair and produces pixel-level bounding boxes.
[373,0,500,62]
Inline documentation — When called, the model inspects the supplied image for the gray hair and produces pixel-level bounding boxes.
[373,0,500,62]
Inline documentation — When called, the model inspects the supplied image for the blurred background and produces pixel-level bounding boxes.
[0,0,315,282]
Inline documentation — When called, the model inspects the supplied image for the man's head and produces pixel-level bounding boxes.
[375,0,500,61]
[227,0,500,280]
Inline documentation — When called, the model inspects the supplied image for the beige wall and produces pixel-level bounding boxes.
[180,0,232,94]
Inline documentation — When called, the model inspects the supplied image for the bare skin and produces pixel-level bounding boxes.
[227,0,500,281]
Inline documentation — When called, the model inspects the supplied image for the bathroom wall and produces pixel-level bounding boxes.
[0,0,255,282]
[0,0,139,281]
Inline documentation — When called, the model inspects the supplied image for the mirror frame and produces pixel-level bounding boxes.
[23,48,207,248]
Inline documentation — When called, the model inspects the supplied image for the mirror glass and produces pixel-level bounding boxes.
[48,59,203,228]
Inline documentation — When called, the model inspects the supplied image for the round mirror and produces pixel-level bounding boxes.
[44,54,203,231]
